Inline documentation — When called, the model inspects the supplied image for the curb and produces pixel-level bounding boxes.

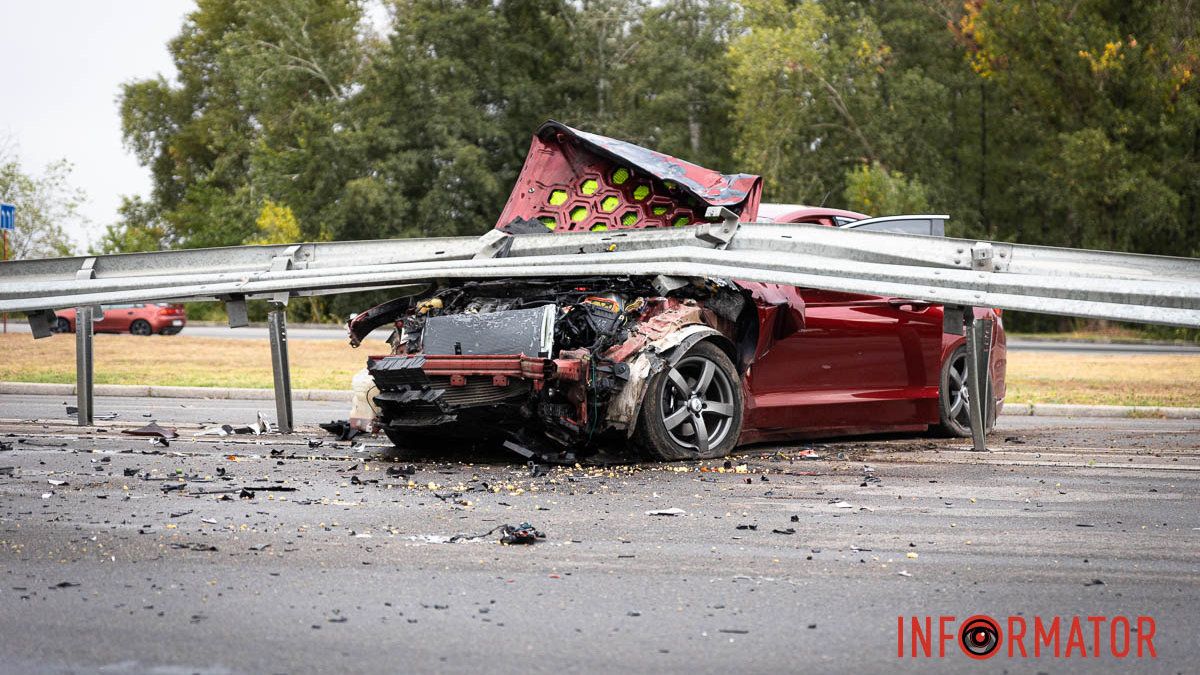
[2,381,1196,418]
[0,381,348,402]
[998,402,1199,419]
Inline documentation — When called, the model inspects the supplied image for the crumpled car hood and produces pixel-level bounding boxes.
[495,120,762,233]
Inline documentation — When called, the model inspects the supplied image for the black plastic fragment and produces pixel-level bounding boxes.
[499,522,545,545]
[319,420,361,441]
[123,422,179,439]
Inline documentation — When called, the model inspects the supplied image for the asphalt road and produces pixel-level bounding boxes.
[6,321,1199,353]
[0,396,1196,673]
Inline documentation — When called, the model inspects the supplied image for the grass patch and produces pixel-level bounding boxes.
[2,334,1197,408]
[0,333,390,391]
[1007,330,1197,345]
[1004,351,1200,407]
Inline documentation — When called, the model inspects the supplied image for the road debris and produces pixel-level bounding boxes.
[122,422,178,439]
[195,412,276,437]
[408,522,546,545]
[646,508,686,516]
[169,542,218,552]
[319,420,361,441]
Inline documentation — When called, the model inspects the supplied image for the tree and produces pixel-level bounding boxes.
[728,0,925,206]
[609,0,737,169]
[351,0,586,239]
[93,196,170,254]
[956,0,1200,254]
[844,161,929,214]
[0,146,82,260]
[119,0,369,249]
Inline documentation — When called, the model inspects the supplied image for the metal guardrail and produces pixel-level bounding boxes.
[4,224,1198,320]
[2,210,1198,452]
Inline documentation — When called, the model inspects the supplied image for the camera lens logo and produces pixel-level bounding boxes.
[959,615,1002,659]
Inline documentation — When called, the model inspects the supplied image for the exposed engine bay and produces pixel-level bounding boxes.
[347,276,752,462]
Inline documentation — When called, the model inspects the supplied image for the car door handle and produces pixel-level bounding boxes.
[887,298,932,311]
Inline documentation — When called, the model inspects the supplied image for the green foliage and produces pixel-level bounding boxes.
[953,0,1200,251]
[0,148,82,259]
[843,162,929,215]
[119,0,368,248]
[107,0,1200,333]
[117,0,740,247]
[93,196,170,254]
[248,200,303,245]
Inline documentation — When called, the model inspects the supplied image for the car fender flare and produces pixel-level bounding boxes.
[664,328,736,368]
[605,323,729,437]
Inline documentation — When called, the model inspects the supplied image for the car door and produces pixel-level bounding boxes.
[95,304,136,332]
[744,287,941,433]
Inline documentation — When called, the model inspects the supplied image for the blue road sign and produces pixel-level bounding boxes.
[0,203,14,231]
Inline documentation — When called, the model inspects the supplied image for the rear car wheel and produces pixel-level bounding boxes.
[636,341,743,460]
[936,344,996,437]
[130,319,152,336]
[53,317,71,333]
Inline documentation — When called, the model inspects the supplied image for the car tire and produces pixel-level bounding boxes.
[936,344,996,437]
[130,320,153,336]
[53,317,71,334]
[635,340,743,460]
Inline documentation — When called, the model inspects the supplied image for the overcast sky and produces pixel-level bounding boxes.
[0,0,196,251]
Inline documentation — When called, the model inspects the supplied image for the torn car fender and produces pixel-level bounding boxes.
[734,281,805,361]
[604,323,725,436]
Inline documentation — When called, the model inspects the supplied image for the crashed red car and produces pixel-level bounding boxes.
[347,121,1005,461]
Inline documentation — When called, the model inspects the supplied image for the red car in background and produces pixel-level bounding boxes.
[53,303,187,336]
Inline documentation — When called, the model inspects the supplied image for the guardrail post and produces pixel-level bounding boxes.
[75,306,94,426]
[963,311,994,452]
[268,304,294,433]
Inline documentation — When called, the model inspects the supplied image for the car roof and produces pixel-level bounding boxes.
[756,203,870,223]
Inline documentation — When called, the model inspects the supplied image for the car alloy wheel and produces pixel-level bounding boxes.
[130,320,153,336]
[54,317,71,333]
[637,341,743,460]
[661,354,737,455]
[936,344,995,437]
[946,349,970,429]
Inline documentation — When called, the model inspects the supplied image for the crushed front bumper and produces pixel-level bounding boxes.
[367,353,588,439]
